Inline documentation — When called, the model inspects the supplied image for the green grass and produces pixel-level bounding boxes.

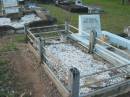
[14,34,26,43]
[41,0,130,34]
[0,59,17,97]
[0,41,17,52]
[0,35,26,52]
[0,35,26,96]
[41,4,79,26]
[0,60,14,97]
[0,42,17,52]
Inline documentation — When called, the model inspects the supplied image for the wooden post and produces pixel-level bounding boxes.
[42,40,46,63]
[24,24,28,43]
[68,67,80,97]
[126,64,130,79]
[39,37,43,63]
[39,37,46,64]
[88,30,97,54]
[65,21,70,34]
[63,21,70,40]
[37,38,41,56]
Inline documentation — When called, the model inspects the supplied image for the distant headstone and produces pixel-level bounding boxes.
[2,0,20,14]
[2,0,18,7]
[4,7,20,14]
[79,15,101,36]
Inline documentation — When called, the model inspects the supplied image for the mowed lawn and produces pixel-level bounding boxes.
[41,0,130,34]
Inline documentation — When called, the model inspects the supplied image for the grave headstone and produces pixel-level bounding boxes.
[79,15,101,36]
[2,0,20,14]
[2,0,18,7]
[4,7,20,14]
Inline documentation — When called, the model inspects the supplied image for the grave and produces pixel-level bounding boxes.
[0,1,57,33]
[0,13,41,34]
[2,0,21,15]
[45,41,125,94]
[55,0,88,13]
[54,0,103,13]
[71,14,130,70]
[26,17,130,97]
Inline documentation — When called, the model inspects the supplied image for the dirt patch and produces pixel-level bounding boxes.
[0,35,61,97]
[8,46,43,97]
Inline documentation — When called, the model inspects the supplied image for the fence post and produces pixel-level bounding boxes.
[88,30,97,54]
[39,37,43,63]
[39,37,46,64]
[24,24,28,43]
[126,64,130,79]
[68,67,80,97]
[65,21,70,34]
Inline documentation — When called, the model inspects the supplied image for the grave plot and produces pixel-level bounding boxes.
[0,11,56,30]
[54,0,103,13]
[56,4,88,13]
[0,13,41,34]
[44,39,126,95]
[76,14,130,68]
[26,23,130,97]
[55,0,88,13]
[0,0,57,31]
[0,5,57,34]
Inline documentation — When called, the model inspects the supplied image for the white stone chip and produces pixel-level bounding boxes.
[45,43,125,94]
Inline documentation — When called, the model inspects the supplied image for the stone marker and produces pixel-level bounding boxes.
[79,15,101,36]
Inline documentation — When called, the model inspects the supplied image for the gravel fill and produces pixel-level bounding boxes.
[45,41,125,94]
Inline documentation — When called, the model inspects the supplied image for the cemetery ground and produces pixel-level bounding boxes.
[0,35,61,97]
[0,0,130,97]
[41,0,130,34]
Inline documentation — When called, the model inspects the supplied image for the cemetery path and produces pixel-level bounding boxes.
[8,44,44,97]
[0,35,61,97]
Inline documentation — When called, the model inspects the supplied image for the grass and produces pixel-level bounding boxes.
[0,42,17,52]
[0,59,22,97]
[41,4,79,26]
[0,59,14,97]
[14,34,26,43]
[0,33,26,97]
[0,35,26,52]
[41,0,130,34]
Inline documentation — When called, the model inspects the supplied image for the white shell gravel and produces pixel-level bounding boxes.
[45,42,125,94]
